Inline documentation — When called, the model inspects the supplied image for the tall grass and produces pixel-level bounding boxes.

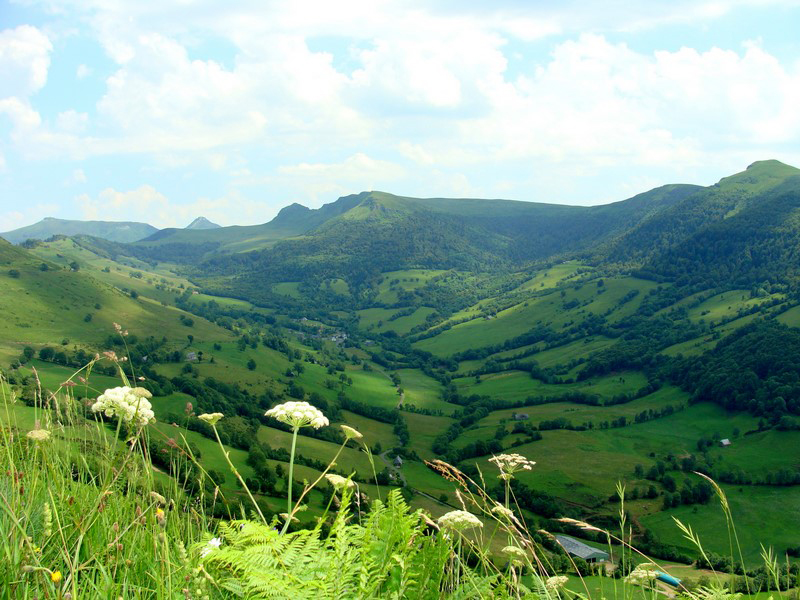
[0,356,796,599]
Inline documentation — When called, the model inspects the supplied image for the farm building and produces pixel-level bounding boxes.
[720,438,731,447]
[393,456,404,468]
[513,413,530,421]
[554,535,609,563]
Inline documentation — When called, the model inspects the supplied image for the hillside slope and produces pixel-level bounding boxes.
[1,217,158,244]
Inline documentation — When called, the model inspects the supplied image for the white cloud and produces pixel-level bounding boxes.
[79,185,170,222]
[76,184,282,228]
[396,34,800,174]
[0,25,52,98]
[2,0,800,219]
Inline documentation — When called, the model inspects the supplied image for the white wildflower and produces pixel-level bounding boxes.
[502,545,527,563]
[488,453,536,478]
[90,386,156,428]
[26,429,51,442]
[545,575,569,590]
[437,510,483,532]
[325,473,356,490]
[341,425,363,440]
[265,401,329,429]
[625,563,659,586]
[492,503,514,519]
[200,537,222,558]
[197,413,224,426]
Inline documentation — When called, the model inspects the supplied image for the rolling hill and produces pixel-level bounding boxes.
[0,217,158,244]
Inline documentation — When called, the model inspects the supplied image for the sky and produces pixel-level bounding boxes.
[1,1,800,230]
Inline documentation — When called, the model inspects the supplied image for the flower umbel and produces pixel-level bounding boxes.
[340,425,363,440]
[437,510,483,532]
[197,413,224,426]
[325,473,356,490]
[26,429,51,442]
[545,575,569,590]
[491,503,514,520]
[90,387,156,427]
[625,563,659,586]
[265,401,329,429]
[488,453,535,478]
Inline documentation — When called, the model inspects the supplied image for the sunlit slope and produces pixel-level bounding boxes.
[0,238,230,360]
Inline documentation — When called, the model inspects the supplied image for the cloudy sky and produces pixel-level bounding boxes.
[1,0,800,230]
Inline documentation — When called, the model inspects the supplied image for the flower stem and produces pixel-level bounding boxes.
[281,426,299,534]
[211,424,267,525]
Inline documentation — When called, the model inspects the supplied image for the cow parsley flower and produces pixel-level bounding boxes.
[197,413,224,426]
[545,575,569,590]
[492,503,514,520]
[488,453,536,478]
[340,425,363,440]
[437,510,483,532]
[264,401,329,429]
[625,563,659,586]
[502,545,527,562]
[26,429,51,442]
[325,473,356,490]
[90,386,156,428]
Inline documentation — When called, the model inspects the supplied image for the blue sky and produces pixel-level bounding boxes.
[1,0,800,229]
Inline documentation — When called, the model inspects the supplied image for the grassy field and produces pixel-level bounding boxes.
[454,385,690,448]
[686,290,784,324]
[272,281,301,298]
[641,484,800,562]
[465,403,760,506]
[373,269,448,304]
[396,368,456,413]
[514,262,590,292]
[357,306,436,334]
[519,336,615,369]
[453,370,650,404]
[414,277,658,356]
[403,411,454,459]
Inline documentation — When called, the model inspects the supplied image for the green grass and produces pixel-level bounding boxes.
[396,368,456,412]
[524,336,615,369]
[374,269,447,304]
[272,282,301,298]
[339,410,398,449]
[454,370,650,404]
[403,411,455,459]
[466,403,760,507]
[455,385,689,448]
[642,484,800,562]
[257,425,376,479]
[686,290,784,324]
[514,261,590,292]
[414,277,657,356]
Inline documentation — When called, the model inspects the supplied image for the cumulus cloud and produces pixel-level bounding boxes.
[2,0,800,218]
[76,184,282,228]
[0,25,52,98]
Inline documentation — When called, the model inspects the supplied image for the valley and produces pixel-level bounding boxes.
[3,159,800,586]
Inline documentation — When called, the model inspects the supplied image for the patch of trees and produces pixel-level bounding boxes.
[671,320,800,419]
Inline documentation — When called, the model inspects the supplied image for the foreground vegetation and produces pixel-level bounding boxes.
[2,358,799,599]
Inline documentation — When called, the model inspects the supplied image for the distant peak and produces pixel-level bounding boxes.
[278,203,310,215]
[185,216,221,230]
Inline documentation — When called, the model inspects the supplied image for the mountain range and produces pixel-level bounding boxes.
[4,160,800,305]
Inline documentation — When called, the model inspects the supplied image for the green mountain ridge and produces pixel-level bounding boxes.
[1,217,158,244]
